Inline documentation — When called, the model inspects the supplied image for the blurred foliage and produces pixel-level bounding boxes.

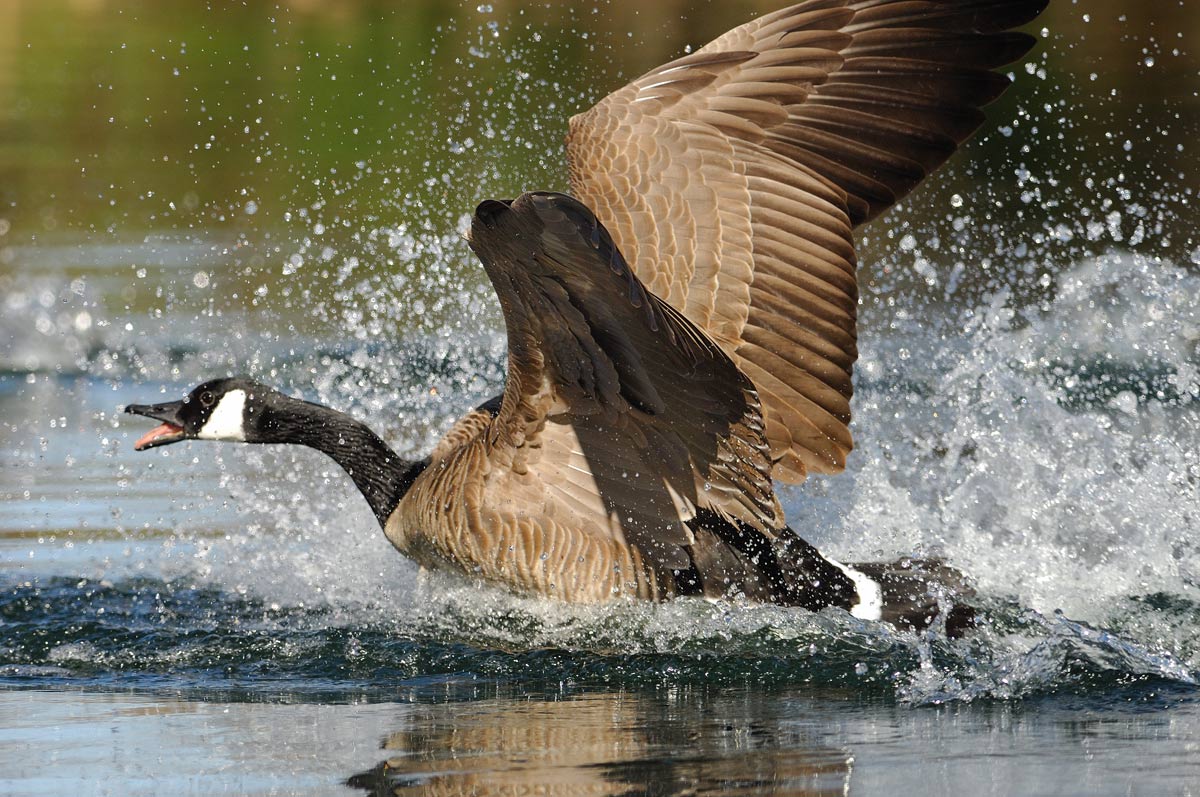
[0,0,1197,329]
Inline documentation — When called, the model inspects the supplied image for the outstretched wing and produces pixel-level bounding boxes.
[566,0,1046,483]
[467,191,781,575]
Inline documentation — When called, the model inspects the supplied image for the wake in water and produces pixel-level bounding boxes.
[10,249,1174,705]
[1,572,1193,705]
[2,228,1195,705]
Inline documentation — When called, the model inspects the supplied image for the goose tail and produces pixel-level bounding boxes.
[833,557,978,638]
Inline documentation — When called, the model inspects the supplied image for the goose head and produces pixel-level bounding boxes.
[125,376,270,450]
[124,376,422,525]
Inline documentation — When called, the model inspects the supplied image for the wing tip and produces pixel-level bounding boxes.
[472,198,515,229]
[1017,0,1052,27]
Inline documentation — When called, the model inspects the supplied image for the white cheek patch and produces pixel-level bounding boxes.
[828,558,883,621]
[197,389,247,441]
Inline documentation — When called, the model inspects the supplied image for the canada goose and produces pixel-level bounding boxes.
[126,0,1046,634]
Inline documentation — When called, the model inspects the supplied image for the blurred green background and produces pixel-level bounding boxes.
[0,0,1197,335]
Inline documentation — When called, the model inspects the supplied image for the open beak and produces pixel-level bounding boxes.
[125,400,188,450]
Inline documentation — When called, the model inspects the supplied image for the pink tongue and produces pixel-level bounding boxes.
[134,423,183,451]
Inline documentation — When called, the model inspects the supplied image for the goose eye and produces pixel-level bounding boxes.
[199,391,216,408]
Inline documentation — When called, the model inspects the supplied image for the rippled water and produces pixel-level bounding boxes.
[2,1,1200,795]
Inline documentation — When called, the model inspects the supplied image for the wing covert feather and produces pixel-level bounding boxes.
[566,0,1045,482]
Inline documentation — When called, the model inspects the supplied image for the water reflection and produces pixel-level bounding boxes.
[2,686,1197,796]
[347,691,852,797]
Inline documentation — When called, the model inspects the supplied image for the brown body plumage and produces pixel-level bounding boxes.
[129,0,1046,629]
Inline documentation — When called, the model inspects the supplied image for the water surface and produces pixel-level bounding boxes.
[1,1,1199,795]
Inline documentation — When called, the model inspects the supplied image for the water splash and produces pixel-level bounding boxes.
[0,574,1192,705]
[116,245,1190,705]
[798,251,1199,622]
[4,241,1196,705]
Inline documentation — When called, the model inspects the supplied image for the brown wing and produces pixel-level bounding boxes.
[566,0,1046,483]
[467,192,781,575]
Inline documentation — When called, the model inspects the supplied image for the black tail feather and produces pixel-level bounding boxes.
[848,558,977,638]
[684,512,858,611]
[682,512,976,636]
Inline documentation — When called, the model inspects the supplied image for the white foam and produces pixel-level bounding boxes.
[790,251,1200,622]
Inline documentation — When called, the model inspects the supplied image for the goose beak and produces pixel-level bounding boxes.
[125,400,187,450]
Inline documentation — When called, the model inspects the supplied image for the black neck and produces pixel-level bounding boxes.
[257,396,426,526]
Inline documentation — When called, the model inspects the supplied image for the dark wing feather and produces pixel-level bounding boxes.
[468,192,782,575]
